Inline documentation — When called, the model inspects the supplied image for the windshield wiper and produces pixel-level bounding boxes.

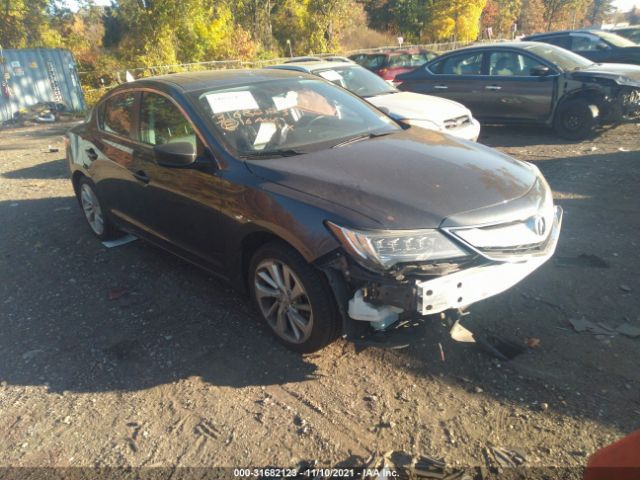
[243,148,305,159]
[331,131,394,148]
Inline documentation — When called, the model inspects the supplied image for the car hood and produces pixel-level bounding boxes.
[245,128,537,229]
[572,63,640,86]
[367,92,471,126]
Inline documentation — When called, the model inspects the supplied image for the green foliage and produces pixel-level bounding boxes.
[0,0,622,93]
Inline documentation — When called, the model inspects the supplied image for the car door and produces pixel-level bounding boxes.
[569,33,611,63]
[90,91,146,228]
[402,51,486,113]
[132,91,225,268]
[482,50,556,122]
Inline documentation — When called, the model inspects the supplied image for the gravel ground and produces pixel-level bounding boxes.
[0,121,639,478]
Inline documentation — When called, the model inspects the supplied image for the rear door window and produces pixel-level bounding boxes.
[100,92,136,138]
[488,51,546,76]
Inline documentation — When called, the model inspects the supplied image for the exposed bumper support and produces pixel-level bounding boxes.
[417,206,562,315]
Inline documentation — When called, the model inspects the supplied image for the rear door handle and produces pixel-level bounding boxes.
[434,85,448,89]
[85,148,98,161]
[485,85,502,90]
[133,170,150,184]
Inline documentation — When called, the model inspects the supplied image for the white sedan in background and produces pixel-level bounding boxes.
[268,61,481,142]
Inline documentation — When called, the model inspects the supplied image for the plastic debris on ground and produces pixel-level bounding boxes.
[616,323,640,338]
[101,234,137,248]
[4,102,73,127]
[484,445,527,469]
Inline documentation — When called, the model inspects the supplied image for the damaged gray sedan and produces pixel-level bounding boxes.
[396,42,640,140]
[67,69,562,353]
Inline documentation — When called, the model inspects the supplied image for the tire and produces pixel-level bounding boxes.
[77,177,121,241]
[554,99,598,140]
[248,242,340,353]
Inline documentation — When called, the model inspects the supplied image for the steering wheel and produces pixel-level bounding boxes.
[304,115,329,134]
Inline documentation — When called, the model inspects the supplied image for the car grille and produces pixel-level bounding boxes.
[443,115,471,130]
[446,200,559,262]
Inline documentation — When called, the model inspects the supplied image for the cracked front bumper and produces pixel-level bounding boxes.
[416,206,563,315]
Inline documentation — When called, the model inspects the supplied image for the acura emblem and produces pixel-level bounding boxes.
[528,215,546,237]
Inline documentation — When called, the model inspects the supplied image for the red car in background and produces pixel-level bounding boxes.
[349,50,438,81]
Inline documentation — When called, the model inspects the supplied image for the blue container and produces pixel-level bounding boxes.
[0,47,86,123]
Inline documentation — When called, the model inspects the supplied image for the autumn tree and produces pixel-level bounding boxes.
[481,0,500,35]
[0,0,61,48]
[586,0,614,25]
[519,0,546,34]
[429,0,486,42]
[494,0,521,37]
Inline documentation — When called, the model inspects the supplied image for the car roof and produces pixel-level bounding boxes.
[431,41,549,54]
[525,29,606,38]
[611,26,639,31]
[126,68,308,93]
[267,61,357,73]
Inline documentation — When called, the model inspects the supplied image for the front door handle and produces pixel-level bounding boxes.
[434,85,448,89]
[485,85,502,90]
[85,148,98,161]
[133,170,150,184]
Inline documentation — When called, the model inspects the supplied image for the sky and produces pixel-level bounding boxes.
[613,0,639,11]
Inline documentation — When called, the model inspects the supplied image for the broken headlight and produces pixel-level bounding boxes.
[326,222,468,271]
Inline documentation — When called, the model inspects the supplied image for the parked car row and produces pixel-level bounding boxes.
[342,30,640,139]
[67,67,563,352]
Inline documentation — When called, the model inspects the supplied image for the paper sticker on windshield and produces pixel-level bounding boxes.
[272,91,298,111]
[205,91,259,114]
[318,70,343,82]
[253,122,277,149]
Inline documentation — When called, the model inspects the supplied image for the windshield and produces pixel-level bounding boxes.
[524,43,593,71]
[196,78,399,157]
[596,30,636,47]
[315,65,396,97]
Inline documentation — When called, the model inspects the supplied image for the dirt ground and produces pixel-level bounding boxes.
[0,120,639,479]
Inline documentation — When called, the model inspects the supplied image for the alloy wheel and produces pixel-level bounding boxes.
[80,183,105,236]
[254,259,313,344]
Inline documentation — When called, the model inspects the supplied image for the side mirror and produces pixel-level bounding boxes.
[531,65,552,76]
[154,142,196,167]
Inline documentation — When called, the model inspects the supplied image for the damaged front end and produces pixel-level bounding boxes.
[617,86,640,119]
[573,71,640,121]
[317,176,563,337]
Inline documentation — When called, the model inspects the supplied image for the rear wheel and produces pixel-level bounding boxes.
[554,99,598,140]
[77,177,121,241]
[248,242,340,353]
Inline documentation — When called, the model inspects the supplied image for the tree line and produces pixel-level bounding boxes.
[1,0,637,86]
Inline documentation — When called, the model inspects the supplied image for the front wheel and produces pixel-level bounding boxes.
[248,242,340,353]
[554,99,598,140]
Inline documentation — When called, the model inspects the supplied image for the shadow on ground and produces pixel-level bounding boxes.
[2,158,67,179]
